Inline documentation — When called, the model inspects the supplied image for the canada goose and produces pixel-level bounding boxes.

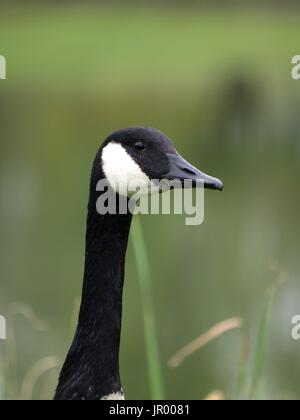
[54,127,223,400]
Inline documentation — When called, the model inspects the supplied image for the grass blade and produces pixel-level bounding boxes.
[168,318,243,369]
[236,331,250,400]
[131,217,165,400]
[249,286,275,400]
[19,356,59,400]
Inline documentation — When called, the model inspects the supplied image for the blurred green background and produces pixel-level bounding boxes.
[0,0,300,400]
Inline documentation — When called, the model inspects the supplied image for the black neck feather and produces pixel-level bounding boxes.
[55,157,132,400]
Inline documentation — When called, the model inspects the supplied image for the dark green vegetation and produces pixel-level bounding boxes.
[0,4,300,399]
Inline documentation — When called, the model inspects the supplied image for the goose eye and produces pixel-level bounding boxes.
[134,141,145,151]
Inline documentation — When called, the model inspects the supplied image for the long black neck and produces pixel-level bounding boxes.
[55,159,132,400]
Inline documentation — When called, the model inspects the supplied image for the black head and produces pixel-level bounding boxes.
[99,126,223,194]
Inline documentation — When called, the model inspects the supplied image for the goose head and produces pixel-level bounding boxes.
[100,126,223,196]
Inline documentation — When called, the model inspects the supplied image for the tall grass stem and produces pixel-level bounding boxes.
[131,217,165,400]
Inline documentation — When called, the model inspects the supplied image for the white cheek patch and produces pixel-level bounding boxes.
[102,142,152,196]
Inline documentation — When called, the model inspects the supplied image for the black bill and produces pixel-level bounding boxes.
[164,153,223,191]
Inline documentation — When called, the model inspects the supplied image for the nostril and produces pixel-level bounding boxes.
[182,167,196,176]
